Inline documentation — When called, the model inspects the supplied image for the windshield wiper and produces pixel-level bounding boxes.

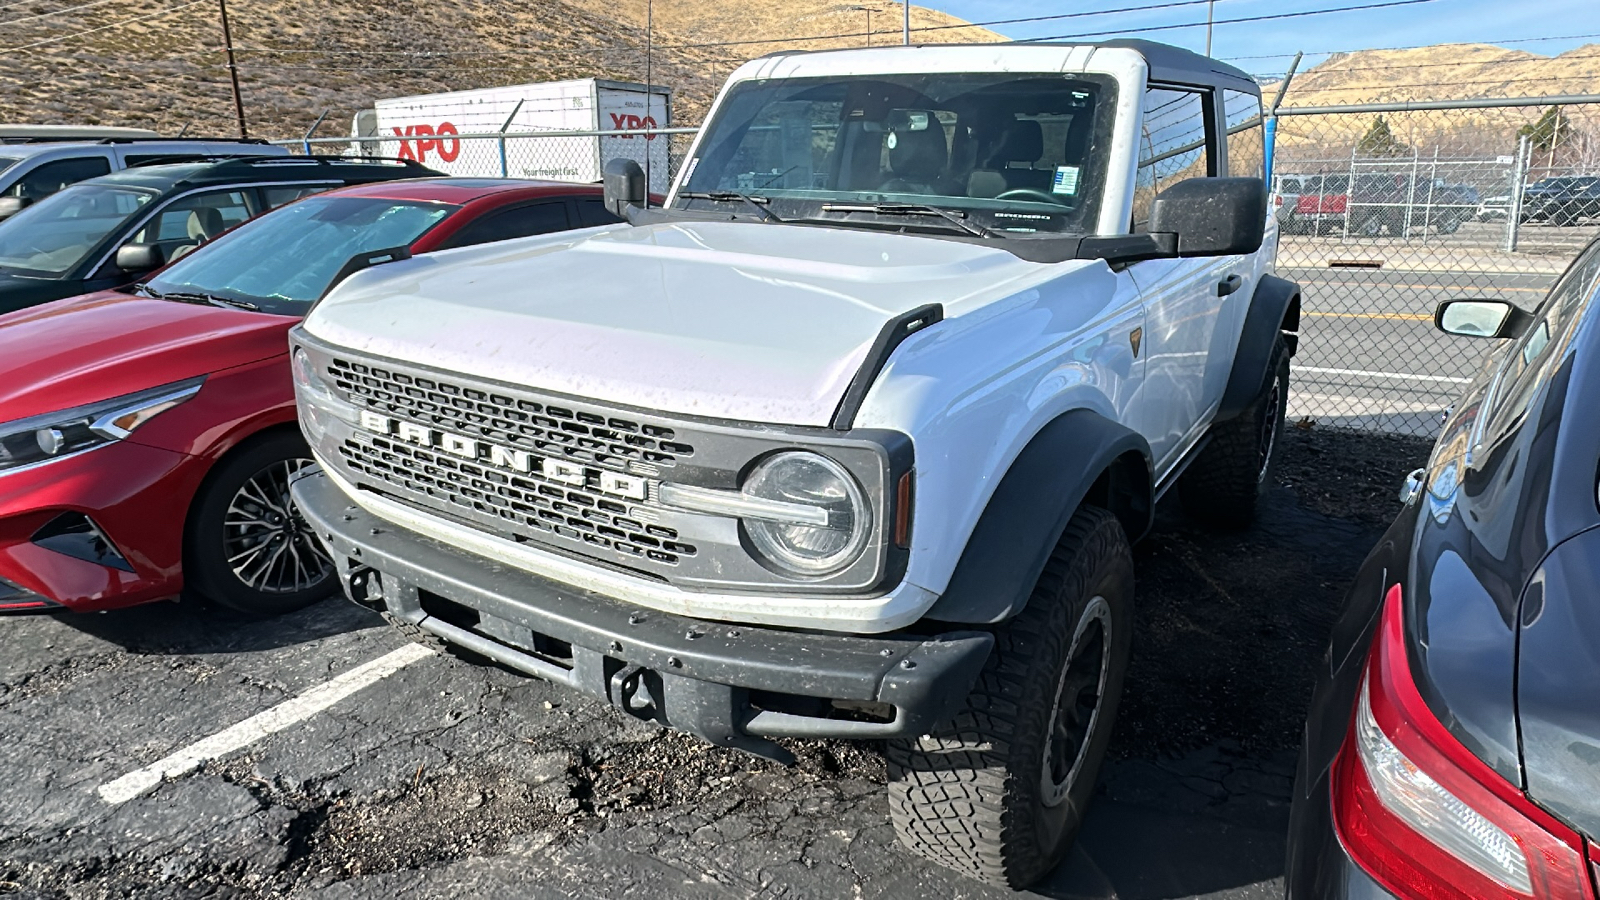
[677,191,784,222]
[154,289,261,311]
[819,203,996,239]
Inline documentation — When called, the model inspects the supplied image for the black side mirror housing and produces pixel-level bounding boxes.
[0,196,30,221]
[1435,298,1532,339]
[1148,176,1267,258]
[115,242,166,273]
[603,158,647,218]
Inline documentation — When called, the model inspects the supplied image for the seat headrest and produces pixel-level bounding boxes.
[887,111,948,183]
[186,207,225,241]
[993,119,1044,166]
[967,170,1006,199]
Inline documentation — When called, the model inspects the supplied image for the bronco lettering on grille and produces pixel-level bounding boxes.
[356,410,649,501]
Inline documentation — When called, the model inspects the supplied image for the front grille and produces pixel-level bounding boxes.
[328,358,694,473]
[340,433,698,565]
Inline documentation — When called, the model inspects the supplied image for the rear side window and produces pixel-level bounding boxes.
[577,198,623,227]
[1224,90,1264,180]
[1133,86,1212,229]
[6,156,112,199]
[441,201,571,249]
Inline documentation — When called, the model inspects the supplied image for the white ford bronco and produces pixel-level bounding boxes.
[290,39,1300,887]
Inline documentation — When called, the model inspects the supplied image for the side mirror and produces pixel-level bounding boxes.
[0,196,29,221]
[603,158,647,217]
[115,242,166,273]
[1435,298,1531,339]
[1148,176,1267,258]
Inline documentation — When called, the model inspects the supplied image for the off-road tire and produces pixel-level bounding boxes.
[1179,334,1290,530]
[886,506,1134,889]
[185,430,337,616]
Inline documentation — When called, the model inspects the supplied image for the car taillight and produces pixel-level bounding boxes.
[1331,584,1595,900]
[1275,194,1285,207]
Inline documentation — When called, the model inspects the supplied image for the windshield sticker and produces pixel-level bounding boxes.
[682,157,700,181]
[1052,165,1081,196]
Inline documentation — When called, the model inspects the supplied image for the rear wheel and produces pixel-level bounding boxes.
[1179,334,1290,529]
[185,431,336,616]
[887,506,1134,888]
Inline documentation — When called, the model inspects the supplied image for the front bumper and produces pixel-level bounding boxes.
[294,469,992,761]
[0,439,196,611]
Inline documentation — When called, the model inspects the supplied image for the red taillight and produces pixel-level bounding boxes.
[1331,585,1595,900]
[1275,194,1285,207]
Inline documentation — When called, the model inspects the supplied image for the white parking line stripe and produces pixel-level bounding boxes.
[97,643,435,805]
[1296,365,1472,385]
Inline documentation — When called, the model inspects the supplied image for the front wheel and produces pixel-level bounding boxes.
[185,430,337,616]
[1179,334,1290,529]
[887,506,1134,888]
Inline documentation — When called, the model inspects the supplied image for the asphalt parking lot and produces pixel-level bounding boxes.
[0,426,1430,900]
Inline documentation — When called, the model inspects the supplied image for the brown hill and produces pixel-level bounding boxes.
[0,0,998,140]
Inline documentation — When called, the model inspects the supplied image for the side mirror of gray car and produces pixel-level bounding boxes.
[0,196,29,221]
[115,242,166,273]
[1148,176,1268,258]
[603,158,647,218]
[1435,298,1531,339]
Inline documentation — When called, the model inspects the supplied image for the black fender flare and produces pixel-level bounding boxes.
[923,409,1153,625]
[1215,273,1301,423]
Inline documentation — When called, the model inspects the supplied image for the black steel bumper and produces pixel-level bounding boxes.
[293,471,993,762]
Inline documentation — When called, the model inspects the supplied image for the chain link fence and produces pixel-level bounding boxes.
[1271,97,1600,435]
[273,128,699,194]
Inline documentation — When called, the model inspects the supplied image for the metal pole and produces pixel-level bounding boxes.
[1205,0,1214,56]
[1405,146,1418,239]
[866,9,872,46]
[643,0,652,205]
[498,98,525,178]
[301,109,329,155]
[903,0,909,45]
[217,0,247,139]
[1506,134,1529,252]
[1343,145,1356,244]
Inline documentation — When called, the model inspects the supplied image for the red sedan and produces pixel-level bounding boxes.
[0,178,621,616]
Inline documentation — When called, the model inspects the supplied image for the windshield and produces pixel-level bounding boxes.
[143,195,457,315]
[677,72,1118,236]
[0,183,155,277]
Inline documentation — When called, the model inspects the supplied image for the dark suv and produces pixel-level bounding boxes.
[0,156,441,314]
[1523,175,1600,226]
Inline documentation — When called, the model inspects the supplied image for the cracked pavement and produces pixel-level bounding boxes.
[0,428,1430,899]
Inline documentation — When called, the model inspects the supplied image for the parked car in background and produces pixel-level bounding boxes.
[0,178,621,617]
[1286,237,1600,899]
[1520,175,1600,226]
[1475,192,1510,221]
[0,156,439,315]
[0,138,286,218]
[1282,171,1477,236]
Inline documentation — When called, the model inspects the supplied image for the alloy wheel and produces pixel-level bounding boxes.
[222,459,332,593]
[1040,595,1113,808]
[1257,378,1283,483]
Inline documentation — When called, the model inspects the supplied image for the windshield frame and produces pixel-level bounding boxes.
[0,182,159,279]
[670,71,1120,242]
[139,194,460,316]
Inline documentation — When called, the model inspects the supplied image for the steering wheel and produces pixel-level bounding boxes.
[994,188,1065,204]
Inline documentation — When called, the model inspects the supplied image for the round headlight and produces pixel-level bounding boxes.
[741,451,870,577]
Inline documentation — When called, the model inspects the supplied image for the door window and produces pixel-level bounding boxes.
[1224,90,1264,180]
[130,190,254,257]
[576,198,623,228]
[1134,87,1212,229]
[6,156,112,199]
[1485,244,1600,439]
[440,201,571,249]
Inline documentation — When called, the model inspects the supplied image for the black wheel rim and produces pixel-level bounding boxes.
[223,459,333,594]
[1041,596,1113,808]
[1257,377,1283,483]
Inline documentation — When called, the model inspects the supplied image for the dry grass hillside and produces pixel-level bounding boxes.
[0,0,997,139]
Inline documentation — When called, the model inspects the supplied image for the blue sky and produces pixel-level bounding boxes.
[921,0,1599,77]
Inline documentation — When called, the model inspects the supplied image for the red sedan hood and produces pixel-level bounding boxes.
[0,291,294,423]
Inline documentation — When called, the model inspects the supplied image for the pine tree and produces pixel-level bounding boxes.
[1519,106,1575,155]
[1356,116,1410,158]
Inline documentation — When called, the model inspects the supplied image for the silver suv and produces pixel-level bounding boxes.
[0,138,286,219]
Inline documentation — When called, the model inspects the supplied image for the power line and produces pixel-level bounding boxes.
[1022,0,1443,42]
[3,0,118,25]
[0,0,205,52]
[1223,31,1600,61]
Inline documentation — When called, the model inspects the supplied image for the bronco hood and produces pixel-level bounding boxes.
[303,221,1066,426]
[0,291,293,423]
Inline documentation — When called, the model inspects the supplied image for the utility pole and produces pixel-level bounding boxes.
[1204,0,1214,56]
[848,5,874,46]
[644,0,652,206]
[903,0,909,45]
[217,0,247,139]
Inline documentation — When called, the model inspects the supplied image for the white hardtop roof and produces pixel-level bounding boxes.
[728,40,1258,95]
[379,78,672,107]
